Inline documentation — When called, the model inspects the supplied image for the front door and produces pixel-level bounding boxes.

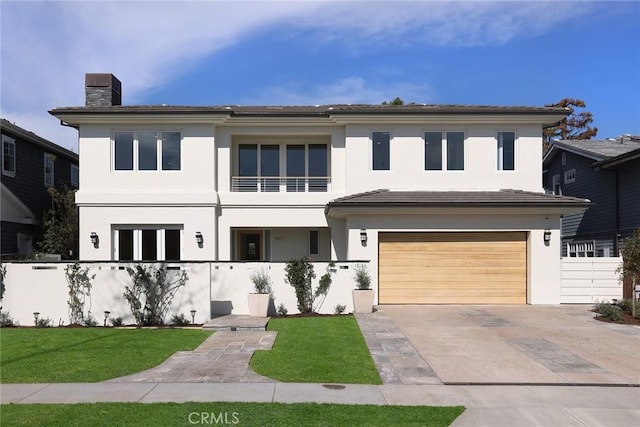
[237,231,262,261]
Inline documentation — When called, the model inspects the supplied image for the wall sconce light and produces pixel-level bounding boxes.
[103,310,111,327]
[543,229,551,243]
[33,312,40,327]
[190,309,197,325]
[90,232,99,248]
[360,229,367,246]
[195,232,203,246]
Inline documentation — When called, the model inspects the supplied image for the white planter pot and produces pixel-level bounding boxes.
[247,293,270,317]
[352,289,375,314]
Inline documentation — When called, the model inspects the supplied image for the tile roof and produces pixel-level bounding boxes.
[50,104,568,117]
[325,189,591,213]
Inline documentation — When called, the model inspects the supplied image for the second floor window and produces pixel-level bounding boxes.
[44,153,54,187]
[372,131,390,170]
[235,143,328,192]
[114,131,181,171]
[424,131,465,171]
[2,135,16,176]
[497,132,515,171]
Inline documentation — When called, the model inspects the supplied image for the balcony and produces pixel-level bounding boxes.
[231,176,331,192]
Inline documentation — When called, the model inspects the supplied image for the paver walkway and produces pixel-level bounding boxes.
[106,330,277,383]
[355,312,440,385]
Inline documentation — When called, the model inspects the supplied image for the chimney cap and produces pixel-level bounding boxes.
[85,73,121,92]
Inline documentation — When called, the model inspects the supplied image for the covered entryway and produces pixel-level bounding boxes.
[379,232,527,304]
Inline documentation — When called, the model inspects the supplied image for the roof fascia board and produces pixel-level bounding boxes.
[50,113,231,126]
[593,148,640,169]
[221,117,335,126]
[1,121,78,160]
[326,204,589,218]
[329,113,568,125]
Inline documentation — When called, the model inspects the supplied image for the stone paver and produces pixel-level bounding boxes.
[355,312,440,385]
[106,330,277,383]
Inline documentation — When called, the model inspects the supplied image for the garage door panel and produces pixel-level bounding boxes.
[379,232,527,304]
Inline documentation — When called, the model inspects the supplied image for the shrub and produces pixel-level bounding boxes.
[65,263,95,325]
[284,258,334,313]
[0,262,6,303]
[36,317,52,328]
[353,264,371,290]
[593,301,624,323]
[124,264,188,326]
[614,299,640,317]
[170,313,191,326]
[83,312,98,327]
[276,303,288,317]
[334,304,347,315]
[618,228,640,317]
[250,268,273,295]
[110,317,124,327]
[0,311,15,327]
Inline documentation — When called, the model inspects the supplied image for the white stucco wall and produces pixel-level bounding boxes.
[79,206,216,261]
[343,124,544,194]
[2,261,364,326]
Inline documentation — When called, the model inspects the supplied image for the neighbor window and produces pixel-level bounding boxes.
[372,131,390,170]
[552,174,561,195]
[567,241,594,257]
[564,169,576,184]
[114,131,181,171]
[114,227,182,261]
[497,132,515,170]
[44,153,54,187]
[2,135,16,176]
[71,164,79,187]
[424,131,465,170]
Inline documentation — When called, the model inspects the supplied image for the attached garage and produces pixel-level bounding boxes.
[379,232,527,304]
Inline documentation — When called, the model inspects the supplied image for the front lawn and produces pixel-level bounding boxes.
[0,328,211,383]
[0,402,465,426]
[250,316,382,384]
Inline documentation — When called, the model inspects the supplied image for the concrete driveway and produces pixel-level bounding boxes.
[379,305,640,385]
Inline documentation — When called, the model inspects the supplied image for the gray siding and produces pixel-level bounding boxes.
[617,159,640,239]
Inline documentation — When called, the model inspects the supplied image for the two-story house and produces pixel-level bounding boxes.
[543,136,640,258]
[1,119,79,257]
[49,73,589,305]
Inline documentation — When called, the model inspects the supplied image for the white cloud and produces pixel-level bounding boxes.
[0,1,594,150]
[256,77,435,105]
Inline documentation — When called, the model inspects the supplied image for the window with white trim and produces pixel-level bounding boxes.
[2,135,16,176]
[564,169,576,184]
[113,227,182,261]
[424,131,465,170]
[114,131,181,171]
[567,241,594,257]
[44,153,54,187]
[497,131,515,171]
[552,174,561,195]
[71,164,79,187]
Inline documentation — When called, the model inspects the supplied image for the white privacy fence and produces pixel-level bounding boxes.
[1,261,366,327]
[560,257,623,304]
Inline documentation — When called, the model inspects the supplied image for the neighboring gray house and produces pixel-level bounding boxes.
[543,135,640,257]
[1,119,79,257]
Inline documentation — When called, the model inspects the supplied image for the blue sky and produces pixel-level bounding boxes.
[1,1,639,152]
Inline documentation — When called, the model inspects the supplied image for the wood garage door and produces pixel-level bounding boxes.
[379,232,527,304]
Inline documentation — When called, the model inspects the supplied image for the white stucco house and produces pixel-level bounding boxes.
[49,73,590,306]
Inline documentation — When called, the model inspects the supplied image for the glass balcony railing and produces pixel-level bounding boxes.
[231,176,331,192]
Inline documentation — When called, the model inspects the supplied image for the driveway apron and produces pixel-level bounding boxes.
[377,305,640,385]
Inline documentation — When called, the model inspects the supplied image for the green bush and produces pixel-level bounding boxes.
[110,317,124,327]
[170,313,191,326]
[0,310,15,327]
[593,301,624,323]
[284,258,333,313]
[334,304,347,315]
[614,299,640,317]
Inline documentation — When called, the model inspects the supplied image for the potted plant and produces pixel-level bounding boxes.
[352,264,374,313]
[248,269,272,317]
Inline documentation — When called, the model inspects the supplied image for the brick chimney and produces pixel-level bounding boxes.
[85,73,122,107]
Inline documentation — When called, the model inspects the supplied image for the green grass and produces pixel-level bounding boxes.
[250,316,382,384]
[0,328,211,383]
[0,402,465,426]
